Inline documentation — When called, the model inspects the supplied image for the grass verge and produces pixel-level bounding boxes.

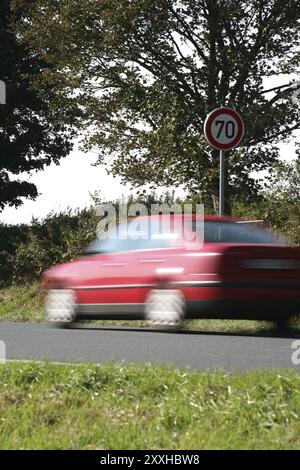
[0,284,44,322]
[0,362,300,449]
[0,283,299,335]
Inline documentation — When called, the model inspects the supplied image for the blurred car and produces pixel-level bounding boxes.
[42,215,300,328]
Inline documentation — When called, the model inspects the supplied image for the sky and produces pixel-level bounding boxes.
[0,74,299,225]
[0,148,133,224]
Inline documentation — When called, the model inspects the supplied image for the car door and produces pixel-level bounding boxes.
[75,217,186,317]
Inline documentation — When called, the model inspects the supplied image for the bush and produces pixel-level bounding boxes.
[0,223,30,285]
[0,207,99,286]
[233,199,300,245]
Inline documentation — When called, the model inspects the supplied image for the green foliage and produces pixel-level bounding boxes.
[233,160,300,244]
[0,0,79,210]
[13,0,300,207]
[0,222,30,282]
[0,283,43,321]
[233,199,300,245]
[0,207,99,286]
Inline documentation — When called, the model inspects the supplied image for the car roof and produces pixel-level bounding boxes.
[131,214,241,223]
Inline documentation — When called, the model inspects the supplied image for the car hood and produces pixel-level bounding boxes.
[41,255,103,288]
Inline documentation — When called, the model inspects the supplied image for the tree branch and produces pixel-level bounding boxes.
[260,82,294,94]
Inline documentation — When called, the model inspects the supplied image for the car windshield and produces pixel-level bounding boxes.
[193,221,287,244]
[83,218,180,255]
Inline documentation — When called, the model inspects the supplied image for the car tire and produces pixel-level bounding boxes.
[45,289,77,327]
[145,288,185,327]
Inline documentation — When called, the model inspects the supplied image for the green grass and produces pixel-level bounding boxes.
[0,283,299,335]
[0,284,44,322]
[0,362,300,449]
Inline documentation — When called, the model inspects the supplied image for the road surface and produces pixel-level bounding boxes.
[0,322,299,372]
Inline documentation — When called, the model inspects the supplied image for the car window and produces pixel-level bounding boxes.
[83,218,180,254]
[192,221,287,244]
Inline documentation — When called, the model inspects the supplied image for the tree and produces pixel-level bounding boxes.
[0,0,80,210]
[233,158,300,243]
[13,0,300,211]
[268,156,300,204]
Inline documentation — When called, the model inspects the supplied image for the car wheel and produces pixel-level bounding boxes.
[45,289,77,327]
[145,288,185,327]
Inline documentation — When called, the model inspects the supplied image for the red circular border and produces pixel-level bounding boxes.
[204,107,244,150]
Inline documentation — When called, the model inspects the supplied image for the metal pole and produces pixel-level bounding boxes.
[219,150,225,215]
[0,80,6,105]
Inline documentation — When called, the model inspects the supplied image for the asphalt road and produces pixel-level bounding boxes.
[0,322,300,372]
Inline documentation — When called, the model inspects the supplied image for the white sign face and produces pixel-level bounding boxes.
[0,80,6,104]
[204,107,244,151]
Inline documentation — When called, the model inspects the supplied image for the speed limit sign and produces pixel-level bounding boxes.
[204,107,244,215]
[204,107,244,151]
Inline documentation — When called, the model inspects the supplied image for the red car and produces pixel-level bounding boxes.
[42,215,300,328]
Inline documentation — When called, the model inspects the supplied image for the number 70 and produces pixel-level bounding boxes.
[215,120,235,139]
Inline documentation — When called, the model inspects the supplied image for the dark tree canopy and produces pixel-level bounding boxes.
[13,0,300,210]
[0,0,80,210]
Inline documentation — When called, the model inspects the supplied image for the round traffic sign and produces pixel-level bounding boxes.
[204,107,244,151]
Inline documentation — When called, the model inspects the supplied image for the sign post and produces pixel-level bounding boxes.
[204,107,244,215]
[219,149,225,216]
[0,80,6,105]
